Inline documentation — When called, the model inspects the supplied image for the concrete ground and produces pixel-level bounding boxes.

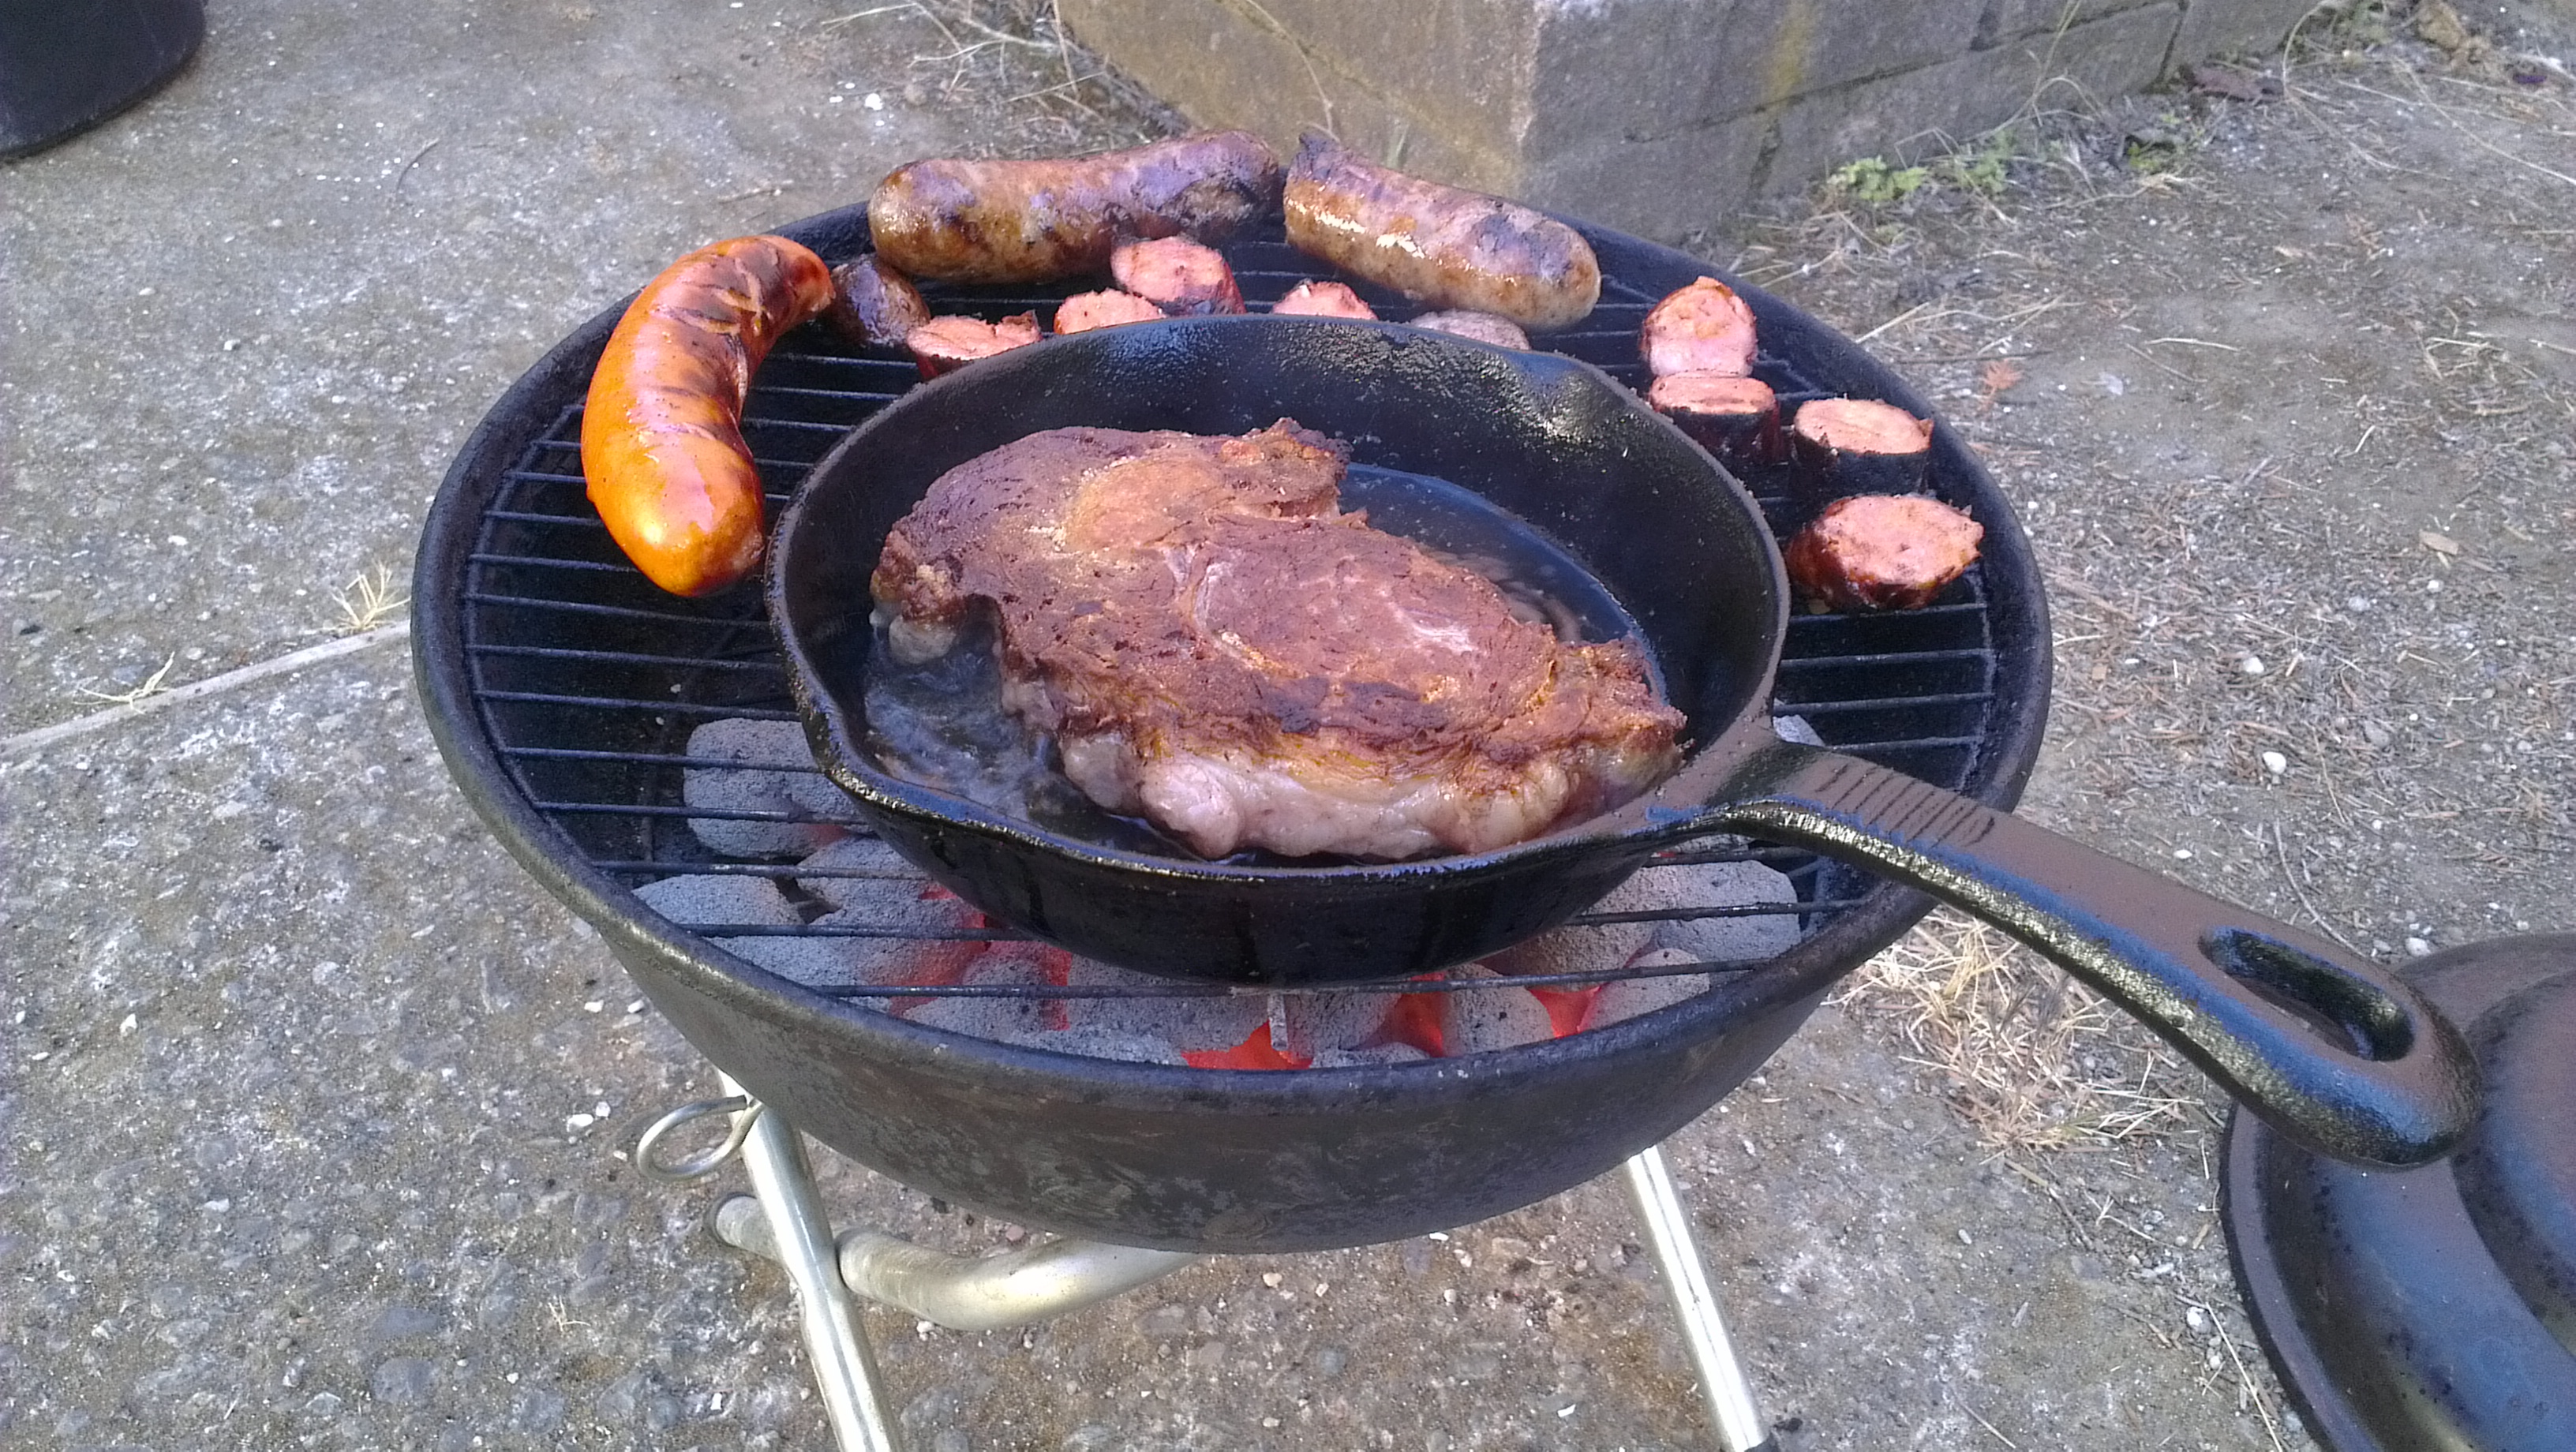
[5,2,2571,1450]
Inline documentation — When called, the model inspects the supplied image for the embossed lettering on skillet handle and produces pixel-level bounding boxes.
[1698,739,2479,1168]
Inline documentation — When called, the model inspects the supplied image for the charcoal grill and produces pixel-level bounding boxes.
[414,202,2050,1450]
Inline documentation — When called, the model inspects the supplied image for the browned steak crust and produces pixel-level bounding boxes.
[871,422,1683,858]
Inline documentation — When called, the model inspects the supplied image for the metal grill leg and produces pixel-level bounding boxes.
[1622,1144,1777,1452]
[652,1090,1773,1451]
[719,1074,907,1452]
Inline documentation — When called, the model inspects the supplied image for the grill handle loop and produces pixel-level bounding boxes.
[635,1094,761,1182]
[1697,739,2481,1168]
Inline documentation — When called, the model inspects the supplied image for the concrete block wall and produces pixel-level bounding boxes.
[1060,0,2323,242]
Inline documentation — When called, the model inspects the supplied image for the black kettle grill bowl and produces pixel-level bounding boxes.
[414,204,2468,1254]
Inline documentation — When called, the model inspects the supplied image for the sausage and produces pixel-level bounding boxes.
[904,312,1043,379]
[867,130,1283,284]
[1784,494,1984,612]
[1270,279,1376,319]
[1282,131,1599,331]
[1110,236,1245,316]
[822,254,933,350]
[1407,309,1531,350]
[581,234,837,598]
[1642,276,1758,377]
[1648,372,1780,466]
[1053,289,1167,334]
[1789,397,1935,499]
[1110,238,1242,316]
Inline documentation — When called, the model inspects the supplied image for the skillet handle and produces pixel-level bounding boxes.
[1701,740,2478,1167]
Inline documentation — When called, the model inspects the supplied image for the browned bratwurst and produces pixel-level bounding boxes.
[822,254,933,350]
[1283,132,1600,331]
[868,131,1282,284]
[582,234,837,597]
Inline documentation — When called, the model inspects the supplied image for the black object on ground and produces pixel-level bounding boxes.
[2226,933,2576,1452]
[0,0,204,159]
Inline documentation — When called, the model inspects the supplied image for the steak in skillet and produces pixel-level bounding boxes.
[870,421,1685,860]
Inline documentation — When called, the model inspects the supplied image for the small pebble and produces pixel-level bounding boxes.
[2406,937,2433,957]
[2260,750,2288,775]
[2238,654,2266,677]
[2426,578,2443,593]
[2173,848,2194,859]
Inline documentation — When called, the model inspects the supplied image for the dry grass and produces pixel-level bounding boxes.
[73,653,176,706]
[334,563,410,634]
[1833,908,2204,1154]
[817,0,1178,155]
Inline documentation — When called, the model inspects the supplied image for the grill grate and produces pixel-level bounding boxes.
[455,223,2002,1007]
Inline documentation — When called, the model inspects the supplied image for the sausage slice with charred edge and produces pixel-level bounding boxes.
[1053,290,1168,334]
[582,234,837,598]
[1110,236,1245,316]
[1283,131,1600,331]
[1790,397,1936,499]
[904,312,1043,379]
[1270,279,1376,319]
[1785,494,1984,612]
[869,130,1282,284]
[1642,276,1758,378]
[1649,372,1781,466]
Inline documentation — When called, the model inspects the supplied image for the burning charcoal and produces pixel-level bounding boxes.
[1060,955,1267,1054]
[807,889,986,997]
[1482,873,1663,979]
[1586,947,1711,1029]
[907,949,1068,1042]
[636,872,803,930]
[732,934,878,990]
[1309,1040,1434,1068]
[1033,1026,1188,1066]
[793,836,924,911]
[1442,966,1560,1056]
[684,718,852,857]
[1282,985,1445,1062]
[1637,859,1802,964]
[635,873,856,986]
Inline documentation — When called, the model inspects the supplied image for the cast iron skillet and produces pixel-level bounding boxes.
[768,315,2477,1169]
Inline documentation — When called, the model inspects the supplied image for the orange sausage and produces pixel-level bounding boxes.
[582,235,837,597]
